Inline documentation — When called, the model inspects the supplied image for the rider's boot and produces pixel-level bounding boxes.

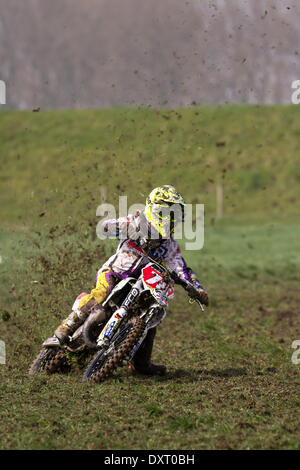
[54,299,98,345]
[129,327,167,376]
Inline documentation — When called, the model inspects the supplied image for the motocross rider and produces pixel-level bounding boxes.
[54,185,209,375]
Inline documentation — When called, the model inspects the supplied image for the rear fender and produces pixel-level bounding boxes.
[42,336,60,348]
[72,292,89,315]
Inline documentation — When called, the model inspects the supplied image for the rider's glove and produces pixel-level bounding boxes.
[127,221,140,241]
[186,284,209,306]
[189,273,209,306]
[118,220,140,241]
[194,287,209,306]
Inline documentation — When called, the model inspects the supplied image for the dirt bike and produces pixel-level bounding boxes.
[81,253,205,383]
[29,250,204,379]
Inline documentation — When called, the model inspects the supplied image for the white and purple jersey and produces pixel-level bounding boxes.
[99,212,204,292]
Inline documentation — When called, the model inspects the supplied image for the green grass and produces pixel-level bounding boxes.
[0,105,300,450]
[1,105,300,230]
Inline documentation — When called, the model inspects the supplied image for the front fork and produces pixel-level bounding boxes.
[96,279,143,348]
[126,305,167,363]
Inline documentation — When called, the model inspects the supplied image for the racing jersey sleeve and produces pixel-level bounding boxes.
[101,214,139,239]
[163,238,205,291]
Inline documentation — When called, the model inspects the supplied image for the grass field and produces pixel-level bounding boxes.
[0,106,299,450]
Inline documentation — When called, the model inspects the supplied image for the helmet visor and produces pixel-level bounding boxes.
[149,203,184,238]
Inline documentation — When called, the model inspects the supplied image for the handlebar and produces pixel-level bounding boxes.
[146,253,205,311]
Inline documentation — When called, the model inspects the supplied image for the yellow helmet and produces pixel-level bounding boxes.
[144,185,185,238]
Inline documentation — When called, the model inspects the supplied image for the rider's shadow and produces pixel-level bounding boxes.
[128,367,248,383]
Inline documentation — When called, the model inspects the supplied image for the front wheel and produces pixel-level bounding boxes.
[82,316,145,383]
[28,346,70,375]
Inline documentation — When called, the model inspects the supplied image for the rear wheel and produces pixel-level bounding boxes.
[28,347,70,375]
[82,316,145,383]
